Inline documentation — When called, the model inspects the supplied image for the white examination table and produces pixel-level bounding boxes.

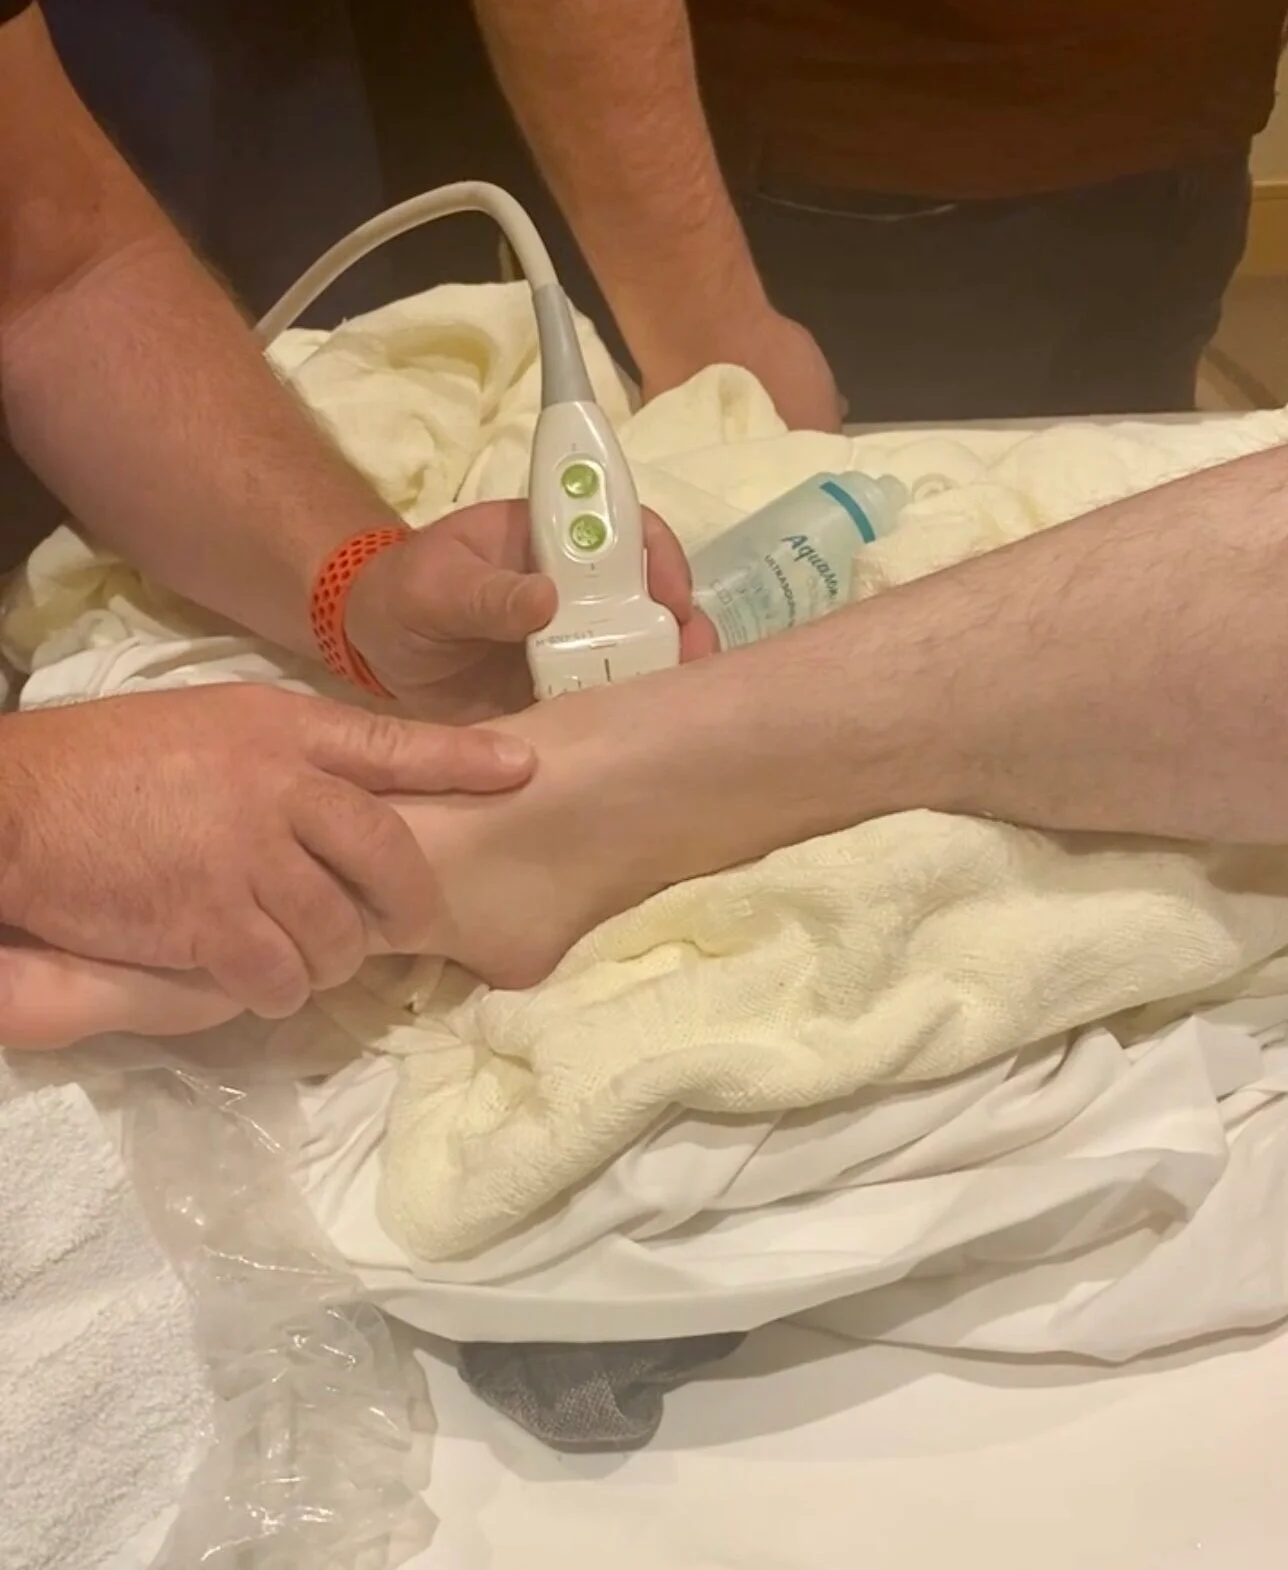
[401,406,1287,1570]
[407,1322,1288,1570]
[15,393,1283,1570]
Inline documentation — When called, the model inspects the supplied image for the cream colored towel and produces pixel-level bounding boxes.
[8,284,1288,1264]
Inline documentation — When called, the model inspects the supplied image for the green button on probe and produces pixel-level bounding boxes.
[561,461,600,499]
[568,513,609,552]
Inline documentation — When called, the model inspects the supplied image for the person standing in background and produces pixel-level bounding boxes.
[472,0,1288,426]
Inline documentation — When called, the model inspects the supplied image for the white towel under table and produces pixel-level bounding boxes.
[0,1064,210,1570]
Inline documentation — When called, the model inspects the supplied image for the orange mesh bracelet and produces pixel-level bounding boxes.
[308,528,408,697]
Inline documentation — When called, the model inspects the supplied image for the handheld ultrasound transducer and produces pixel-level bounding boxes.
[256,181,680,701]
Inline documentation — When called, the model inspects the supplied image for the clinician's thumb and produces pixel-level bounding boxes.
[306,702,536,794]
[432,548,557,644]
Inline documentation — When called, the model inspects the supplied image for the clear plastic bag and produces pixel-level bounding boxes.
[27,1022,436,1570]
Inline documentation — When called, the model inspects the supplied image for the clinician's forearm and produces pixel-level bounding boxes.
[473,0,764,369]
[0,8,401,657]
[2,229,402,656]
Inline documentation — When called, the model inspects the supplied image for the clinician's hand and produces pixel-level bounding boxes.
[640,307,844,433]
[344,498,718,720]
[0,686,534,1019]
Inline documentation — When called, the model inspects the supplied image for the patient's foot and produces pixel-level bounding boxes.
[1,655,797,1051]
[386,685,711,989]
[0,691,660,1049]
[0,937,242,1051]
[0,779,608,1052]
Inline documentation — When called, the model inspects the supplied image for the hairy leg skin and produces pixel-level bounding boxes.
[15,442,1288,1049]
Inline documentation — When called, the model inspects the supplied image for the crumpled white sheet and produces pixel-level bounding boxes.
[293,994,1288,1353]
[9,283,1288,1275]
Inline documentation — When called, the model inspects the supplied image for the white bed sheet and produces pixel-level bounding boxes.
[408,1322,1288,1570]
[294,996,1288,1356]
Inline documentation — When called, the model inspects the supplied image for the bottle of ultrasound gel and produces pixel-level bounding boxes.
[690,471,908,650]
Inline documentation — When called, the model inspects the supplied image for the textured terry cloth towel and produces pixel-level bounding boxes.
[0,1064,211,1570]
[457,1335,747,1451]
[11,285,1288,1272]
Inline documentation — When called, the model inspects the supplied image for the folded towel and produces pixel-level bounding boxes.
[10,284,1288,1273]
[0,1064,211,1570]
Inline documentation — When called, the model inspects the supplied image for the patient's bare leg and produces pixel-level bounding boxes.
[0,609,929,1051]
[20,437,1288,1050]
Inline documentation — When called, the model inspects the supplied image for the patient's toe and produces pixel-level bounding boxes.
[0,943,242,1051]
[0,944,108,1051]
